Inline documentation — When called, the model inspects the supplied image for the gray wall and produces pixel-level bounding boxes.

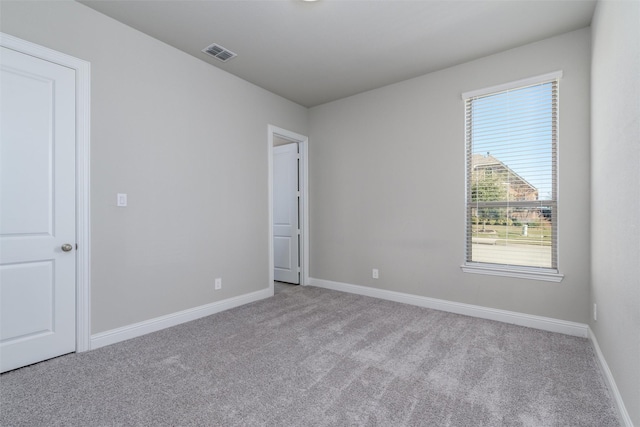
[309,28,591,323]
[591,1,640,424]
[0,1,308,333]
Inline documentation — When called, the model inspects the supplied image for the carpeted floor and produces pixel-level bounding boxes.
[0,285,620,426]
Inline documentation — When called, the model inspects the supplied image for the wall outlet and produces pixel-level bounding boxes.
[372,269,379,279]
[215,278,222,290]
[593,303,597,321]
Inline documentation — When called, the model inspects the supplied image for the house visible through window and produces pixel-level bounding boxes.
[463,73,562,280]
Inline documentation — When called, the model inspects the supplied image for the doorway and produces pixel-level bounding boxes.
[273,141,300,284]
[268,125,308,294]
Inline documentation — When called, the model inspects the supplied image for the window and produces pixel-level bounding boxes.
[462,72,563,282]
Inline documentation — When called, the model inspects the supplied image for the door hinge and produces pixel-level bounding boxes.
[297,229,301,235]
[297,191,301,198]
[76,243,78,250]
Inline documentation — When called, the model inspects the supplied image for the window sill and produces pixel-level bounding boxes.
[461,263,564,282]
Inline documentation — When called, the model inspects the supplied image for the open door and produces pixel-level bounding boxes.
[273,143,300,284]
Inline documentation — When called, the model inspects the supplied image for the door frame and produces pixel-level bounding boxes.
[268,125,308,293]
[1,33,91,352]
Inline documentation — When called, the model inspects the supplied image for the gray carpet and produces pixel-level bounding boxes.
[0,286,620,426]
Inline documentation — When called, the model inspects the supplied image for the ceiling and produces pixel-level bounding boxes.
[80,0,596,108]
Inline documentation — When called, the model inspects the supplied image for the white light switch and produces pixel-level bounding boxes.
[117,193,127,207]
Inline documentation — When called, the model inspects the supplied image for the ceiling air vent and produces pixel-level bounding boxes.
[202,43,237,63]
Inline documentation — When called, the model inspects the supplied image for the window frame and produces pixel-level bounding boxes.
[460,72,564,283]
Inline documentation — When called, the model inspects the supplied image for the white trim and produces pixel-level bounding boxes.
[91,287,271,350]
[300,140,310,286]
[267,125,310,291]
[461,264,564,283]
[461,70,563,99]
[0,33,92,353]
[310,278,587,337]
[589,328,634,427]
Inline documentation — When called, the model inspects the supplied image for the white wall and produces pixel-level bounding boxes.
[0,1,308,333]
[591,0,640,424]
[309,28,591,323]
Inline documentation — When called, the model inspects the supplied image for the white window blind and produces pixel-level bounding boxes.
[465,77,559,272]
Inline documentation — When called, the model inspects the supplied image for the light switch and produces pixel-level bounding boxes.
[117,193,127,207]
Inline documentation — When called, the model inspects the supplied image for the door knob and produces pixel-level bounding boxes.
[61,243,73,252]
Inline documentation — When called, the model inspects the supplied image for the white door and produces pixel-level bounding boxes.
[0,46,77,372]
[273,143,299,284]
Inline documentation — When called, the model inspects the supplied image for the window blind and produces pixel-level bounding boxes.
[465,79,558,270]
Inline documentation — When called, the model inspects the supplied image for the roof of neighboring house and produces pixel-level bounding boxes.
[471,154,537,193]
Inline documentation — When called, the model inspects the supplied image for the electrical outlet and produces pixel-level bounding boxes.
[215,278,222,290]
[593,303,597,321]
[372,269,379,279]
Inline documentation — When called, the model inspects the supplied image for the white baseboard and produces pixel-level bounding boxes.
[91,287,273,350]
[310,278,588,338]
[589,328,634,427]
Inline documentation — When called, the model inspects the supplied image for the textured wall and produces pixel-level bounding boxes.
[591,0,640,424]
[1,1,308,333]
[309,28,591,323]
